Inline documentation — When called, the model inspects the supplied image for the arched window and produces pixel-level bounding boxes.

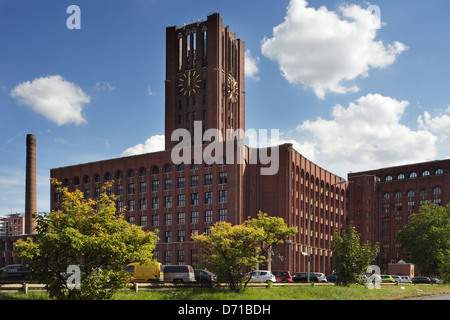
[127,169,135,178]
[383,193,390,200]
[83,175,90,184]
[151,166,159,175]
[407,190,415,197]
[105,172,112,181]
[73,177,80,186]
[395,191,402,199]
[433,187,441,195]
[410,172,417,178]
[139,168,147,177]
[164,164,172,173]
[94,174,101,183]
[386,175,393,181]
[63,178,70,187]
[397,174,405,180]
[177,163,185,171]
[422,170,430,177]
[435,168,444,175]
[116,171,123,180]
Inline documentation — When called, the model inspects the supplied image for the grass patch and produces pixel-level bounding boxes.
[1,284,449,300]
[113,284,449,301]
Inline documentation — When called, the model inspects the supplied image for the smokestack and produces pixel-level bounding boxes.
[25,134,37,235]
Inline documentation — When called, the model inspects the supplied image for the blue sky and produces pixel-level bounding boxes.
[1,0,450,214]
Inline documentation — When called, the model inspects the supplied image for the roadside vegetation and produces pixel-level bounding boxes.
[1,283,449,300]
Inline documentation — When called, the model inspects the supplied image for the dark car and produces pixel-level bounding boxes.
[194,269,218,283]
[292,272,319,282]
[272,270,293,283]
[0,264,33,283]
[326,273,340,282]
[430,277,441,284]
[412,276,431,284]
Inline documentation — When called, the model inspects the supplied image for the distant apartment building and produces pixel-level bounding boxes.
[0,213,25,237]
[347,159,450,272]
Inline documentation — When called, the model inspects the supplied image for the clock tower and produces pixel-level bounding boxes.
[165,13,245,150]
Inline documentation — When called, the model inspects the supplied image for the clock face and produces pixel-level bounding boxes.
[227,75,238,103]
[178,70,201,96]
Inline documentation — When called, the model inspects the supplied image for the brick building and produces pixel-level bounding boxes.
[4,13,447,276]
[49,13,346,274]
[347,159,450,272]
[0,214,25,237]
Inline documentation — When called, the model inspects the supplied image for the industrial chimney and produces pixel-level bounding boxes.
[25,134,37,235]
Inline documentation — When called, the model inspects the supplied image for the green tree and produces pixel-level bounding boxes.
[15,179,159,300]
[243,211,298,266]
[193,221,264,292]
[397,202,450,280]
[331,224,379,286]
[193,211,297,292]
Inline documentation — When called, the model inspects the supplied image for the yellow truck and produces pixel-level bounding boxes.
[123,262,164,282]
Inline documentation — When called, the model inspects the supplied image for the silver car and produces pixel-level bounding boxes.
[245,270,276,283]
[314,273,328,283]
[400,276,412,283]
[162,265,196,283]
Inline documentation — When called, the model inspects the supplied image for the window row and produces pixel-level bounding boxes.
[127,209,228,228]
[116,191,228,211]
[382,198,443,213]
[384,168,444,182]
[382,186,442,200]
[60,162,227,187]
[155,249,200,267]
[58,173,228,199]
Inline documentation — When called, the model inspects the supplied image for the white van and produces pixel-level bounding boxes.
[163,265,196,283]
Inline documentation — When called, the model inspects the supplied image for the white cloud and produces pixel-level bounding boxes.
[261,0,407,99]
[10,75,90,126]
[95,81,115,91]
[418,108,450,141]
[245,49,260,80]
[292,94,437,176]
[120,135,165,157]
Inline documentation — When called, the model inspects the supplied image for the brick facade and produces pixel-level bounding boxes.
[46,13,346,275]
[347,159,450,272]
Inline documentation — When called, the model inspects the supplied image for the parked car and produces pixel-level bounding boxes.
[162,265,196,283]
[271,270,293,283]
[314,273,328,283]
[194,269,217,283]
[244,270,276,283]
[0,264,33,283]
[400,276,412,283]
[380,275,395,283]
[430,277,441,284]
[292,272,319,282]
[326,273,340,283]
[390,275,402,283]
[122,262,164,282]
[412,276,431,284]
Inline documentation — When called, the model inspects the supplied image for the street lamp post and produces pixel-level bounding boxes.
[306,179,346,283]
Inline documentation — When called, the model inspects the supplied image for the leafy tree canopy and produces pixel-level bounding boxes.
[193,211,297,292]
[331,224,379,286]
[397,202,450,280]
[15,179,159,300]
